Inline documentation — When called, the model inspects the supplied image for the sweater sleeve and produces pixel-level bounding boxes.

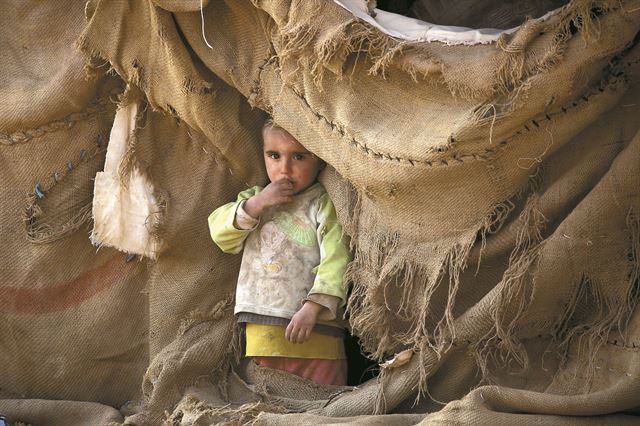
[308,192,351,307]
[208,186,262,254]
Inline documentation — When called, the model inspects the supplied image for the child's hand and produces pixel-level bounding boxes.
[285,301,324,344]
[243,178,294,218]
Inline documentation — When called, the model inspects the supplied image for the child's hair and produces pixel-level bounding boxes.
[262,117,282,140]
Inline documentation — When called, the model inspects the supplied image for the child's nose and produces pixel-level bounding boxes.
[280,159,292,175]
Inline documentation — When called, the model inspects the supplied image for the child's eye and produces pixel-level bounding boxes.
[293,153,305,160]
[268,152,280,159]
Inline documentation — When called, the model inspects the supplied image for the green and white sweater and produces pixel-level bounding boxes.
[208,183,350,330]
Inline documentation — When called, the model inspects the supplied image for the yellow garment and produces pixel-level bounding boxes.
[245,323,345,360]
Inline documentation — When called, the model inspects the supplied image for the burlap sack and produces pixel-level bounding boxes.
[1,0,639,424]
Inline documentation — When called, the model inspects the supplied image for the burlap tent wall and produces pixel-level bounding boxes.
[1,0,639,424]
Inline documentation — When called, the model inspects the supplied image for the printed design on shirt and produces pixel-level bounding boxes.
[259,222,285,274]
[263,262,282,273]
[272,211,316,248]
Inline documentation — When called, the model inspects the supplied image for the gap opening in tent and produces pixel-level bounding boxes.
[345,333,379,385]
[372,0,569,29]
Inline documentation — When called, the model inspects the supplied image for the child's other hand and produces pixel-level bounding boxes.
[285,301,323,344]
[244,179,293,218]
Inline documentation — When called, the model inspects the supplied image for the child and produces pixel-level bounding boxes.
[208,120,351,386]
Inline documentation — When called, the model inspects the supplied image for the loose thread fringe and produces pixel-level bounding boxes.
[549,208,640,389]
[472,194,547,380]
[177,295,235,337]
[471,204,639,388]
[165,400,287,426]
[493,0,617,102]
[373,368,387,414]
[349,199,638,407]
[275,0,405,89]
[175,295,244,411]
[24,144,108,244]
[274,0,620,101]
[624,209,640,328]
[25,202,94,244]
[116,90,147,190]
[216,401,288,426]
[345,188,518,400]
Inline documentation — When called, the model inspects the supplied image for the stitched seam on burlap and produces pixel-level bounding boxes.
[185,128,253,189]
[249,52,278,111]
[607,339,640,350]
[593,365,634,377]
[24,144,107,244]
[444,336,640,351]
[0,95,115,146]
[289,76,622,167]
[559,363,635,378]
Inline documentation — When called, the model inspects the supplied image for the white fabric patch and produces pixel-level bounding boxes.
[333,0,531,45]
[90,100,162,259]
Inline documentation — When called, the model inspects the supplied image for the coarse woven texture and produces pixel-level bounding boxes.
[0,0,639,425]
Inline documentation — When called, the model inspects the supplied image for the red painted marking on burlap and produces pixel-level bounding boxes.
[0,255,130,314]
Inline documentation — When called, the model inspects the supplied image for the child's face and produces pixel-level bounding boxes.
[263,127,323,195]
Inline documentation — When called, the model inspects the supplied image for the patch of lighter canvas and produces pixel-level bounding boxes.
[334,0,558,45]
[90,98,161,259]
